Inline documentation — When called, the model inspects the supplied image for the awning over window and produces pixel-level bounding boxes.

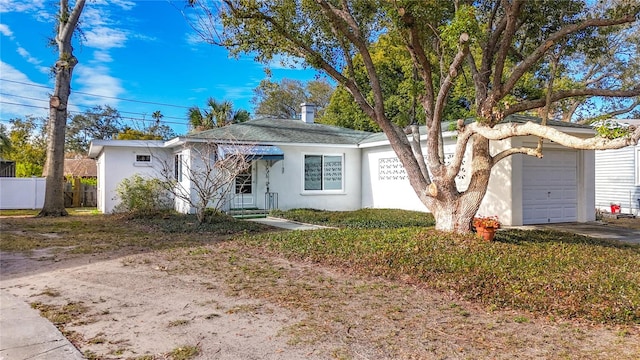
[217,144,284,161]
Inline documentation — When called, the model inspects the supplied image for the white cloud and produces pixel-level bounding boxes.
[0,0,46,14]
[16,45,50,74]
[92,50,113,63]
[81,6,108,28]
[0,61,50,119]
[91,0,135,11]
[84,26,127,50]
[266,54,306,70]
[72,64,124,109]
[215,84,254,101]
[17,46,39,64]
[0,23,13,38]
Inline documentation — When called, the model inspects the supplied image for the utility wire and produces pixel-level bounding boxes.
[0,92,189,121]
[0,101,188,126]
[0,78,194,109]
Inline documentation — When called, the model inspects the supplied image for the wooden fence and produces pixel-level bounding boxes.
[64,178,97,208]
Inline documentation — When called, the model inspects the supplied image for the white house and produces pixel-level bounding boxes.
[88,106,597,226]
[595,119,640,215]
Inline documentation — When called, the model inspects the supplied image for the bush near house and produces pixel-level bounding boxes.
[113,174,173,215]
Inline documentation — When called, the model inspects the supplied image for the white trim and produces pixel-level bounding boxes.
[301,152,345,194]
[636,146,640,186]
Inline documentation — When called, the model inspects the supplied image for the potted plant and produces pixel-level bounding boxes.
[473,215,501,241]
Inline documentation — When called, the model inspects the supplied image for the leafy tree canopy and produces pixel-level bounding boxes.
[252,78,334,119]
[66,105,122,155]
[3,116,47,177]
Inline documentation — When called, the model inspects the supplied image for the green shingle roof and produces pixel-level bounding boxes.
[186,118,373,145]
[186,115,592,146]
[360,114,592,144]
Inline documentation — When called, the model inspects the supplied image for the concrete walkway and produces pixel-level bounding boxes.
[512,221,640,245]
[0,291,84,360]
[248,216,332,230]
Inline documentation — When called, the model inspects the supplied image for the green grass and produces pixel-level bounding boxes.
[270,208,435,228]
[0,207,99,217]
[242,217,640,324]
[0,212,270,253]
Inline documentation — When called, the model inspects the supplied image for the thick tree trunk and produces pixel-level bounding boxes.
[39,0,85,217]
[39,59,76,217]
[420,139,493,234]
[427,182,487,233]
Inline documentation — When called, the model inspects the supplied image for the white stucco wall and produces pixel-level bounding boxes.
[256,144,362,211]
[95,144,171,213]
[360,145,429,211]
[478,138,515,225]
[361,136,595,226]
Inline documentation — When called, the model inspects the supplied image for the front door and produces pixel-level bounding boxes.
[233,163,256,208]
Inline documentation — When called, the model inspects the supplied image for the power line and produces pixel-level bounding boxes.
[0,101,188,126]
[0,93,189,121]
[0,78,194,109]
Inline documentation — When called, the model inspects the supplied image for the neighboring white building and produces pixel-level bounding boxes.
[595,119,640,215]
[88,108,597,226]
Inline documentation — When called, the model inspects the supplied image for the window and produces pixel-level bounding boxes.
[235,167,252,194]
[304,154,343,191]
[136,154,151,163]
[174,154,183,182]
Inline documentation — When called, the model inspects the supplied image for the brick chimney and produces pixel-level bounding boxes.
[300,103,315,123]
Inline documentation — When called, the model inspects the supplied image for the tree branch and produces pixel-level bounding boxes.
[505,87,640,116]
[492,0,524,98]
[446,124,474,180]
[468,121,640,149]
[492,146,542,164]
[502,13,638,98]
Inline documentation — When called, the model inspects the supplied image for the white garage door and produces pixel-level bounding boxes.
[522,150,578,224]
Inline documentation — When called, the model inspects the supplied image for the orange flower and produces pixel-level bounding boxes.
[473,215,501,229]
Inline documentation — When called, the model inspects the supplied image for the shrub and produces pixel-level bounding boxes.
[113,174,172,215]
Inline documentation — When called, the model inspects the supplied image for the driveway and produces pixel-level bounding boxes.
[527,221,640,244]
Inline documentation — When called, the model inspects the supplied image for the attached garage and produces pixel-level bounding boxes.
[522,150,578,224]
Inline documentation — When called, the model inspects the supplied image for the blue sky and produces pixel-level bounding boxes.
[0,0,321,135]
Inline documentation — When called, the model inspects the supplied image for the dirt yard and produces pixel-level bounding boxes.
[1,219,639,359]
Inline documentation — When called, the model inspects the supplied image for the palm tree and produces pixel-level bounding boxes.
[187,98,250,132]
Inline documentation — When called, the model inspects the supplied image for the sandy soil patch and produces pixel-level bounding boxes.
[2,241,639,359]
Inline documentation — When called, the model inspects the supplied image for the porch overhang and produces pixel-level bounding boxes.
[217,144,284,161]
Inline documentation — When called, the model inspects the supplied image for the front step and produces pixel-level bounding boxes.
[228,208,270,218]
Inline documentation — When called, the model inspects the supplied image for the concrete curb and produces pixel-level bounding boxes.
[0,291,84,360]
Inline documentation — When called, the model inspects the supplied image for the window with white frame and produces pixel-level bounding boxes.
[304,154,343,191]
[135,154,151,164]
[174,154,183,182]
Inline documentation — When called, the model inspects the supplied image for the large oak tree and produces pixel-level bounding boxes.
[188,0,640,232]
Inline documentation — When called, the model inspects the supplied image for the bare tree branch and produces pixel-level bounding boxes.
[505,87,640,116]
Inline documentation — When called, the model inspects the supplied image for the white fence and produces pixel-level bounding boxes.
[0,177,46,209]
